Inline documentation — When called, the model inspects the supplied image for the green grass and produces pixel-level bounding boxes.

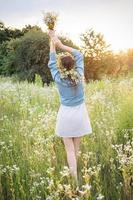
[0,75,133,200]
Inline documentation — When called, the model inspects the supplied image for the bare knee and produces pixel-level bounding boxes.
[73,137,81,155]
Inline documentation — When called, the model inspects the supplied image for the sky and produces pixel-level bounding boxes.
[0,0,133,52]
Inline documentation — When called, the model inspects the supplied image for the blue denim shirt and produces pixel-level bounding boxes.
[48,48,85,106]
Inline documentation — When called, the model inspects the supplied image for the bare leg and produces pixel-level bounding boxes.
[62,137,78,182]
[73,137,81,159]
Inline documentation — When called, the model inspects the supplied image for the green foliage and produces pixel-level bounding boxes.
[80,28,110,59]
[80,28,111,81]
[35,74,43,87]
[0,38,23,78]
[21,24,42,35]
[0,24,77,85]
[80,28,129,81]
[0,41,8,74]
[127,49,133,71]
[0,21,42,44]
[0,30,52,84]
[0,21,23,44]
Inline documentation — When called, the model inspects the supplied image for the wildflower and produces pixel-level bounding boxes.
[43,11,58,30]
[46,195,53,200]
[59,165,70,177]
[82,183,92,190]
[97,193,104,200]
[12,165,20,172]
[78,190,87,195]
[57,184,63,191]
[46,167,55,174]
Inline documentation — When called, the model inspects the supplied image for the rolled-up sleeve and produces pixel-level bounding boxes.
[48,52,61,83]
[71,49,84,76]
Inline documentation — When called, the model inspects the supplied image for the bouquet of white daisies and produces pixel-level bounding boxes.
[43,11,58,30]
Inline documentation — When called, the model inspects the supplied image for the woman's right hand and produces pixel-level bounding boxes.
[53,37,63,48]
[48,29,63,48]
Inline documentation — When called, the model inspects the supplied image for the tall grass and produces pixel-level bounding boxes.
[0,75,133,200]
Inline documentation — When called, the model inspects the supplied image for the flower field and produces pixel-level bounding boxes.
[0,75,133,200]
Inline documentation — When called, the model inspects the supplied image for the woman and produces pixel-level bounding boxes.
[48,30,92,183]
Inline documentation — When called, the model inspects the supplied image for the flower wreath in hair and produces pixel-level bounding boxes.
[56,52,83,84]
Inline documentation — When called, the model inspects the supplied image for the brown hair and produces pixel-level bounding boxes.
[61,55,77,86]
[61,55,75,70]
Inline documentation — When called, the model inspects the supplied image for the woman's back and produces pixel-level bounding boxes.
[48,48,85,106]
[56,79,85,106]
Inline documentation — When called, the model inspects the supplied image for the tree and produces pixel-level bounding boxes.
[80,28,112,81]
[0,21,43,44]
[3,30,51,85]
[1,29,77,85]
[0,21,5,30]
[113,51,128,76]
[0,21,23,44]
[21,24,42,34]
[127,49,133,71]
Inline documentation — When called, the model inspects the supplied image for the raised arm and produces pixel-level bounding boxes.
[48,30,84,76]
[47,39,61,83]
[59,44,84,76]
[58,43,84,76]
[49,38,56,53]
[71,48,84,76]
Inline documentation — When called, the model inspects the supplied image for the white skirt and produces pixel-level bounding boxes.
[55,101,92,137]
